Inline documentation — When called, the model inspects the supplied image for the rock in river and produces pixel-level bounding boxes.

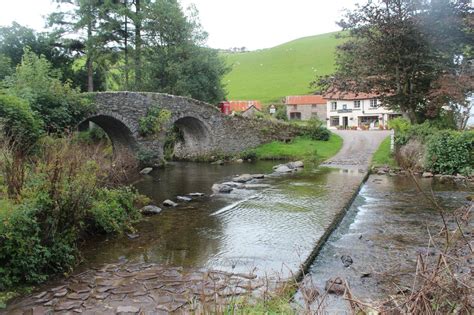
[139,167,153,175]
[274,165,293,173]
[140,205,162,215]
[341,255,353,267]
[287,161,304,169]
[163,199,178,207]
[325,277,346,295]
[177,196,192,202]
[212,184,233,194]
[188,192,205,197]
[232,174,254,183]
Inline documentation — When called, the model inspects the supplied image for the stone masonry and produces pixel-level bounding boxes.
[80,92,300,163]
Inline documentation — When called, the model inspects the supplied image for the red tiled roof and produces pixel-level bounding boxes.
[323,89,380,100]
[228,100,262,112]
[285,95,326,105]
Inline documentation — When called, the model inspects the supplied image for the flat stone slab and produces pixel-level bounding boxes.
[5,263,276,314]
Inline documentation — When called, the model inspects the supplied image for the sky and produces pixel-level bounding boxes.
[0,0,358,50]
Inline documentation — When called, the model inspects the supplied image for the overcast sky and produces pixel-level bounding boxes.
[0,0,358,50]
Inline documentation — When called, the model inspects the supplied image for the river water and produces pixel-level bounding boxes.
[80,161,365,277]
[301,174,472,312]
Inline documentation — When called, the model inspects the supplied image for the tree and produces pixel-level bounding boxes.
[138,0,228,103]
[3,49,92,133]
[48,0,116,92]
[313,0,473,124]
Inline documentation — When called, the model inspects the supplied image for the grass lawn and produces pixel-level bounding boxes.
[371,136,398,167]
[251,134,343,162]
[223,32,345,104]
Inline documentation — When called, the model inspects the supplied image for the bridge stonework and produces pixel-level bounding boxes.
[80,92,299,164]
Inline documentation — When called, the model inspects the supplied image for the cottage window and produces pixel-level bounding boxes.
[354,100,361,108]
[290,112,301,120]
[370,99,378,108]
[342,104,347,110]
[330,101,337,111]
[330,116,339,126]
[311,104,317,109]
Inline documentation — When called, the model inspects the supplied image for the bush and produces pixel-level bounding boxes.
[0,137,143,289]
[303,118,331,141]
[395,122,438,145]
[0,94,42,153]
[388,117,410,133]
[275,105,288,121]
[425,130,473,175]
[3,49,94,134]
[138,105,171,137]
[89,187,141,234]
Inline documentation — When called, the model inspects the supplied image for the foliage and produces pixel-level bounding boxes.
[395,122,439,146]
[302,118,331,141]
[89,187,141,234]
[138,105,172,137]
[224,32,344,104]
[425,130,473,175]
[163,125,184,160]
[372,136,397,168]
[275,104,288,121]
[0,54,13,81]
[137,148,160,167]
[0,137,143,289]
[3,49,94,133]
[0,22,101,92]
[251,134,342,162]
[388,117,411,134]
[0,94,42,153]
[314,0,473,124]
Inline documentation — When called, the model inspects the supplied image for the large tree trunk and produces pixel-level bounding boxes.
[134,0,142,90]
[87,15,94,92]
[87,56,94,92]
[124,0,129,90]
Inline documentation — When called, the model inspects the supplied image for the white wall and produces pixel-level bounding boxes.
[326,99,400,129]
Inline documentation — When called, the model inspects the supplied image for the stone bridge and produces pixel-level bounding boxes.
[79,92,299,164]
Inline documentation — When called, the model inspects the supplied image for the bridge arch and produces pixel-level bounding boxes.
[78,114,138,157]
[168,115,213,159]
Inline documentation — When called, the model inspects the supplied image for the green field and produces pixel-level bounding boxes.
[223,32,343,104]
[251,134,343,162]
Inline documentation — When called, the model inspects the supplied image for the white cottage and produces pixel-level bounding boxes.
[323,90,401,130]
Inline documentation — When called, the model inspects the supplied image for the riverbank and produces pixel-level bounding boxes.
[251,134,342,161]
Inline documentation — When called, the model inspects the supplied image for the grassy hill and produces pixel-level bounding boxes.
[222,32,343,104]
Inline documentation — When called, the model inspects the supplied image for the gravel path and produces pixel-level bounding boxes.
[322,130,391,170]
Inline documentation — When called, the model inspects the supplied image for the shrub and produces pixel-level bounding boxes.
[0,137,143,289]
[138,105,171,137]
[395,122,438,145]
[275,105,288,121]
[4,49,94,134]
[388,117,410,133]
[89,187,141,234]
[425,130,473,175]
[0,94,42,153]
[303,118,331,141]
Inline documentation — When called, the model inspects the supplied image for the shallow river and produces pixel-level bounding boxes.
[302,174,472,311]
[80,161,365,276]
